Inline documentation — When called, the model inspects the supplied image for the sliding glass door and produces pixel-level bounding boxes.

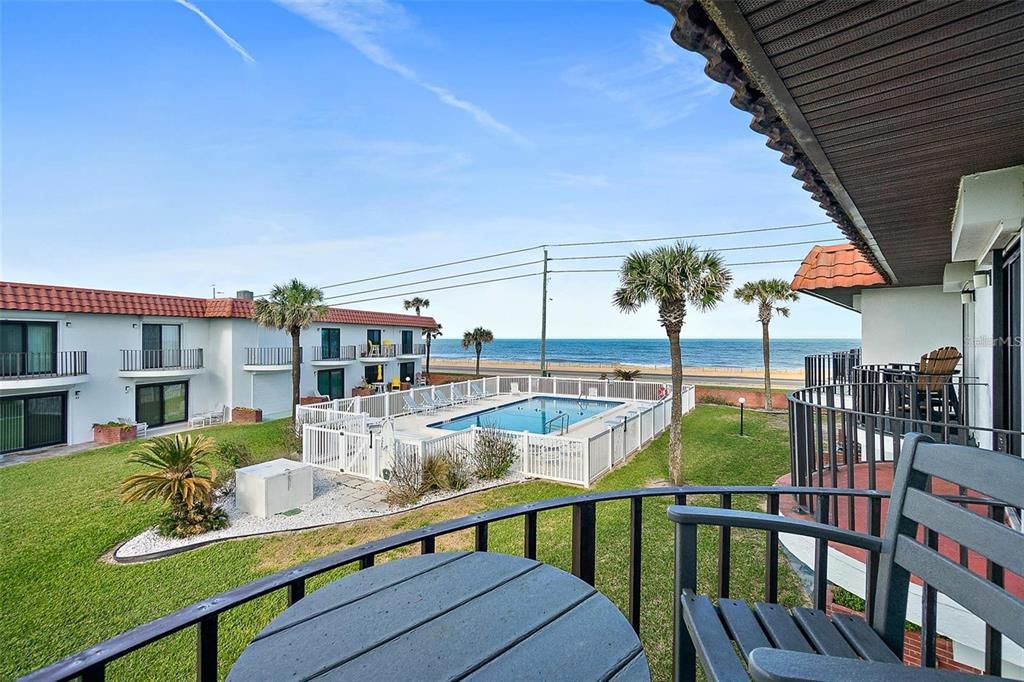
[0,321,57,376]
[136,382,188,427]
[142,324,182,369]
[0,393,67,453]
[401,330,413,355]
[317,368,345,400]
[321,328,341,360]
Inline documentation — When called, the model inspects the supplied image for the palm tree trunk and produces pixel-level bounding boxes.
[475,343,481,376]
[762,321,772,410]
[425,335,432,375]
[291,328,301,422]
[667,328,684,485]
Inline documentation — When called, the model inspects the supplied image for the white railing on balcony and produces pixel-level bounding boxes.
[301,377,694,487]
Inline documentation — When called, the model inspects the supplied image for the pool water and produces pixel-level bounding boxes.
[430,396,622,434]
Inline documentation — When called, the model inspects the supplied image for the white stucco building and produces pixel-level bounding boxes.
[0,282,438,453]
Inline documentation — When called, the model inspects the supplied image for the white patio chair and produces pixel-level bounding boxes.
[119,417,148,437]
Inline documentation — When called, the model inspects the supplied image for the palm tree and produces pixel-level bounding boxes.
[613,241,731,484]
[423,323,443,376]
[733,278,799,410]
[403,297,430,316]
[120,434,218,517]
[461,327,494,376]
[613,368,642,381]
[252,279,328,421]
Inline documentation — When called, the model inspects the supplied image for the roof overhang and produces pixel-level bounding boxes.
[649,0,1024,288]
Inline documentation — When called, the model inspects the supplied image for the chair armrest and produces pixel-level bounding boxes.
[667,505,883,553]
[748,649,997,681]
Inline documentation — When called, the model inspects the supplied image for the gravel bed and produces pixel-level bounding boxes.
[115,467,526,560]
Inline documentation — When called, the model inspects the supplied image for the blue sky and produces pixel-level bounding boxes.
[1,0,860,339]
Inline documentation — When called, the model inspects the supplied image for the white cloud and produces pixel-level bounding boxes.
[273,0,526,145]
[563,32,721,128]
[173,0,255,63]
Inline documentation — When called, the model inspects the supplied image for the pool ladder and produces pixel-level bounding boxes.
[544,412,570,436]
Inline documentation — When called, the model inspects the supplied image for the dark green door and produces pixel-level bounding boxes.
[399,362,415,384]
[136,382,188,427]
[401,331,413,354]
[0,393,66,453]
[317,368,345,400]
[321,329,341,359]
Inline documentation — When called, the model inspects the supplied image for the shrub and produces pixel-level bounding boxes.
[698,393,732,406]
[613,368,641,381]
[385,449,423,507]
[121,434,217,520]
[444,451,471,491]
[471,427,518,480]
[215,441,254,469]
[420,453,451,494]
[157,502,229,539]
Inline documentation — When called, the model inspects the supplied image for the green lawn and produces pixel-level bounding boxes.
[1,406,804,681]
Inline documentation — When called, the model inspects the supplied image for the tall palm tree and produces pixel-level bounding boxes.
[403,297,430,316]
[613,241,731,484]
[252,279,328,421]
[461,327,494,376]
[120,434,218,516]
[423,323,443,376]
[733,278,799,410]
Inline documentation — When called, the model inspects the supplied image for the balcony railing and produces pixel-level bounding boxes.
[803,348,860,387]
[245,347,300,366]
[0,351,87,379]
[358,343,397,359]
[398,343,426,355]
[119,349,204,372]
[311,345,356,361]
[23,484,1013,682]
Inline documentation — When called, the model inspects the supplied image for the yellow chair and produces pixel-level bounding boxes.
[391,377,401,390]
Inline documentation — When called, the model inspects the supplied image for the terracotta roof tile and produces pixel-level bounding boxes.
[0,281,438,328]
[791,244,886,291]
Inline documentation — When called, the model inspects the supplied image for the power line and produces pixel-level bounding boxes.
[320,259,544,301]
[546,221,833,248]
[330,272,542,307]
[255,220,837,296]
[550,237,844,261]
[549,259,803,274]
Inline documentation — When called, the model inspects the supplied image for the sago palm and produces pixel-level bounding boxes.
[423,323,443,376]
[120,434,218,514]
[461,327,494,376]
[403,297,430,315]
[252,279,328,421]
[733,278,799,410]
[613,241,731,484]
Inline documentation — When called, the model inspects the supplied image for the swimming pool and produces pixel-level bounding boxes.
[429,396,623,434]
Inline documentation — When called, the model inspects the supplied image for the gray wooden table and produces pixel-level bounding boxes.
[229,551,650,681]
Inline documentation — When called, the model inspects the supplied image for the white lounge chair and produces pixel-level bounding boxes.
[402,393,427,414]
[414,392,438,413]
[119,417,148,437]
[450,385,471,404]
[469,384,488,401]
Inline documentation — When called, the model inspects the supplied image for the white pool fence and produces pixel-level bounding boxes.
[300,375,696,487]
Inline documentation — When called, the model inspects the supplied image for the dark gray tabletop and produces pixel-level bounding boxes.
[229,551,650,681]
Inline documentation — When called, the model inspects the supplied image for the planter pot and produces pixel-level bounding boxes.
[351,387,375,398]
[299,396,330,406]
[400,382,412,391]
[94,424,136,444]
[231,407,263,424]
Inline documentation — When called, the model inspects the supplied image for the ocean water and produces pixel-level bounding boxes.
[429,338,859,370]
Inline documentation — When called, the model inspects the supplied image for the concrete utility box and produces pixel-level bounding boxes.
[235,459,313,518]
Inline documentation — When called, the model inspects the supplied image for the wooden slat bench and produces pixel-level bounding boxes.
[669,433,1024,681]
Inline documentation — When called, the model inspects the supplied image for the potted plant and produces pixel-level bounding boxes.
[231,406,263,423]
[94,421,137,444]
[351,379,375,398]
[298,395,330,405]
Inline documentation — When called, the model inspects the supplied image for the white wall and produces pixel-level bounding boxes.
[860,286,964,365]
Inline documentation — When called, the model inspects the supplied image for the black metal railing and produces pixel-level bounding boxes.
[358,343,397,358]
[788,381,1023,514]
[119,349,204,372]
[23,485,1012,682]
[399,343,426,356]
[244,347,300,365]
[804,348,860,387]
[0,351,87,378]
[311,345,356,362]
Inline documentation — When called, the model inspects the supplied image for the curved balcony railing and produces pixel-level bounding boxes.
[803,348,860,387]
[22,485,1012,682]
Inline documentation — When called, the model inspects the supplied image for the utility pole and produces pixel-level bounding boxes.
[540,248,549,376]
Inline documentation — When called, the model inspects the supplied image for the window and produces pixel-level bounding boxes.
[366,329,382,347]
[317,368,345,400]
[136,381,188,427]
[321,328,341,359]
[995,242,1021,455]
[401,330,414,355]
[399,362,415,384]
[0,392,66,453]
[142,324,182,369]
[0,321,57,375]
[365,364,384,384]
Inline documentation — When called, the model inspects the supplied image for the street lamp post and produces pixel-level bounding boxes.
[738,397,746,436]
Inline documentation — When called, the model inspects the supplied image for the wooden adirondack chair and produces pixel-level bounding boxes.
[912,346,964,428]
[669,433,1023,681]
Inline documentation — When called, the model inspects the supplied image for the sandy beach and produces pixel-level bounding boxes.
[430,357,803,387]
